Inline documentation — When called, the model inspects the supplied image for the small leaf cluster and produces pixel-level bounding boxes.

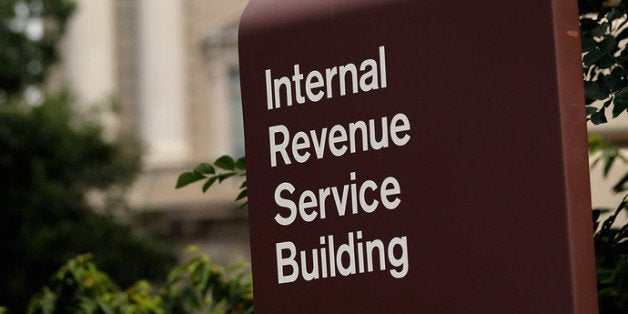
[591,133,628,314]
[27,253,253,314]
[589,134,628,192]
[593,198,628,313]
[161,254,253,313]
[176,155,247,208]
[581,1,628,124]
[0,0,76,98]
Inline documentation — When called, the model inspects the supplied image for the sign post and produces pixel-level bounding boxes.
[239,0,598,312]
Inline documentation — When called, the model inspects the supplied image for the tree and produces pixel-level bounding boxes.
[0,0,74,99]
[580,1,628,312]
[0,1,176,312]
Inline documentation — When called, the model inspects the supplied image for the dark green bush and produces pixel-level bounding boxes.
[0,1,176,311]
[27,253,253,314]
[0,94,176,312]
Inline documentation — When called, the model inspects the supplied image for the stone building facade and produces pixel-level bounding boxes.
[60,0,250,265]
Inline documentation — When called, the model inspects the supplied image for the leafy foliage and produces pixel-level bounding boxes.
[27,253,253,314]
[589,134,628,192]
[0,94,176,313]
[582,2,628,313]
[580,0,628,124]
[176,155,248,208]
[593,198,628,313]
[588,134,628,312]
[0,1,177,312]
[0,0,75,98]
[161,251,253,313]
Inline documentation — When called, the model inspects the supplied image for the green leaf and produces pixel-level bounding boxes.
[217,172,237,182]
[590,155,602,168]
[96,300,115,314]
[591,108,608,125]
[600,36,618,52]
[616,47,628,63]
[616,26,628,42]
[589,134,603,151]
[591,23,609,37]
[602,150,616,177]
[598,55,616,68]
[202,177,217,193]
[586,106,598,116]
[191,262,210,292]
[215,155,235,170]
[194,163,215,174]
[602,98,613,108]
[613,98,628,118]
[582,36,597,51]
[580,18,597,35]
[238,201,248,210]
[235,189,247,201]
[235,157,246,170]
[615,86,628,100]
[585,81,610,101]
[607,8,620,20]
[593,209,602,222]
[176,172,206,188]
[240,180,247,189]
[41,288,57,314]
[604,73,624,92]
[583,49,606,66]
[613,173,628,193]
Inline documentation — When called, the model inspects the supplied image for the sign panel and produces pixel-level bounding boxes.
[239,0,598,312]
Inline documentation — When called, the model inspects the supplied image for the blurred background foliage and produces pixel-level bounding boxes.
[26,253,252,314]
[0,0,73,98]
[0,0,176,312]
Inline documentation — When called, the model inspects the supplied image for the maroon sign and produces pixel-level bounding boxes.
[238,0,598,312]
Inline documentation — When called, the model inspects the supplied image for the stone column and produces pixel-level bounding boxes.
[63,0,117,137]
[137,0,189,166]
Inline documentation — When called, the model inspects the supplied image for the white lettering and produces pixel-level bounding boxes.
[265,46,388,110]
[273,172,401,225]
[274,182,297,226]
[274,231,409,284]
[267,113,411,167]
